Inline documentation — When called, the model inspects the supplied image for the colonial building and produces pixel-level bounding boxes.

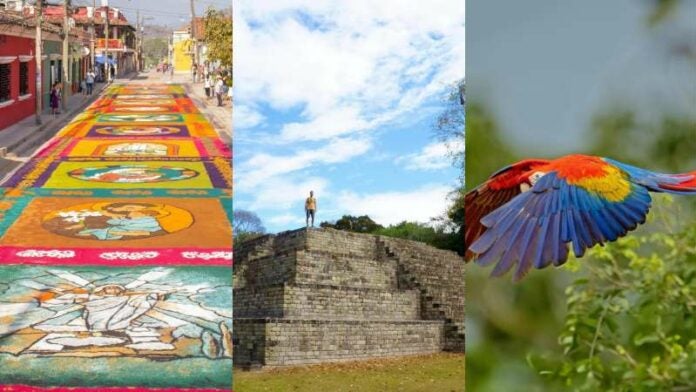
[0,28,38,131]
[0,7,70,130]
[45,5,136,81]
[171,18,208,74]
[79,6,136,78]
[171,29,193,74]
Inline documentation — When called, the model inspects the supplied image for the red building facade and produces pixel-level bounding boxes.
[0,34,37,131]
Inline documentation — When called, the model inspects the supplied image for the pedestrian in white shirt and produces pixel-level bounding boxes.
[204,76,212,100]
[214,76,224,107]
[86,70,95,95]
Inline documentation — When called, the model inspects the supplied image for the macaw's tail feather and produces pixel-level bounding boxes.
[657,171,696,193]
[603,159,696,195]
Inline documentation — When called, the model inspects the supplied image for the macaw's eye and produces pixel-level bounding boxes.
[529,171,546,185]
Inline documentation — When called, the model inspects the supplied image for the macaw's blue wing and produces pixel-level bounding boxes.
[468,171,653,281]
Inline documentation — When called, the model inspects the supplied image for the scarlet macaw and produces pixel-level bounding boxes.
[466,154,696,281]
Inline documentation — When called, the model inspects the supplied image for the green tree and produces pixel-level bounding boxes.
[444,187,464,255]
[431,79,465,255]
[376,221,461,253]
[465,101,518,191]
[204,7,233,69]
[646,0,681,26]
[589,109,696,172]
[234,209,266,243]
[435,79,465,170]
[142,37,168,68]
[320,215,382,233]
[530,203,696,391]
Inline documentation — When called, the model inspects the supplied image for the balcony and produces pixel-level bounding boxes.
[95,38,124,51]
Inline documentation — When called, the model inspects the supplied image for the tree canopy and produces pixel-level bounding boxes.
[233,209,266,243]
[320,215,461,254]
[320,215,383,233]
[142,37,168,68]
[431,79,465,255]
[204,7,233,69]
[530,206,696,391]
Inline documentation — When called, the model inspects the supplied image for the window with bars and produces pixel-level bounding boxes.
[19,62,29,96]
[0,64,10,103]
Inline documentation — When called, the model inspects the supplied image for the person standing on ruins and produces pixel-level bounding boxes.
[305,191,317,228]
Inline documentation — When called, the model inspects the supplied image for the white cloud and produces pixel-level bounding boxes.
[267,213,302,227]
[397,139,464,170]
[335,184,454,226]
[280,106,370,141]
[238,137,371,188]
[234,104,265,129]
[246,176,328,211]
[234,0,465,142]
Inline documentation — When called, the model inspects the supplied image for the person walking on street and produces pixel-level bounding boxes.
[80,78,87,96]
[215,76,225,107]
[86,70,95,95]
[50,82,61,116]
[198,64,205,83]
[204,76,212,100]
[305,191,317,228]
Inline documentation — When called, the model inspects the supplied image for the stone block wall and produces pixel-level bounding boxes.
[263,319,444,366]
[234,284,419,320]
[233,228,465,366]
[236,252,297,289]
[234,285,285,318]
[305,229,379,259]
[282,284,419,320]
[233,319,267,365]
[294,251,397,289]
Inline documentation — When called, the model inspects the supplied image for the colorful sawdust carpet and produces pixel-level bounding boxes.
[0,84,232,391]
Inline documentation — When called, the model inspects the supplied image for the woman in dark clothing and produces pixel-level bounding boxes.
[50,82,61,115]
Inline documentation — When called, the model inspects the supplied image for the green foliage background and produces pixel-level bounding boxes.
[530,204,696,391]
[142,37,169,68]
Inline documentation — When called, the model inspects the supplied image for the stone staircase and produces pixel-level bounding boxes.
[378,237,465,352]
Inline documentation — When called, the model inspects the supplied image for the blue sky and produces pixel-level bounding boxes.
[233,1,465,233]
[94,0,230,28]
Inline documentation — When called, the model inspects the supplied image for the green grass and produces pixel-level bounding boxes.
[234,353,465,392]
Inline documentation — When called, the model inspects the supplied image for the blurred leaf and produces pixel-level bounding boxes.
[647,0,680,27]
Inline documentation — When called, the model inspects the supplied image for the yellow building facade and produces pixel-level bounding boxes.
[171,30,193,73]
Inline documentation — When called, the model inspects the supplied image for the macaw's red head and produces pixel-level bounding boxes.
[488,159,550,191]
